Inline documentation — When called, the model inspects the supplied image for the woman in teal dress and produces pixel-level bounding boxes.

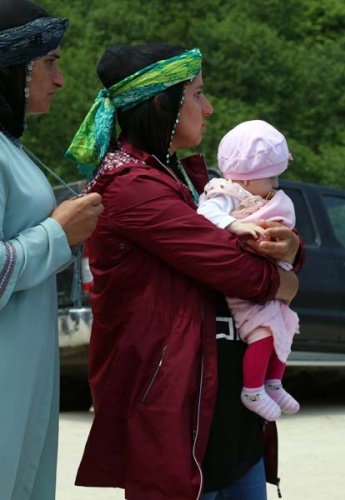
[0,1,103,499]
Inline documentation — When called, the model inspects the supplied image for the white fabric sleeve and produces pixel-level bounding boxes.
[197,193,237,229]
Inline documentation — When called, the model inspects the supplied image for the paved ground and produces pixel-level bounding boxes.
[267,403,345,499]
[57,400,345,499]
[57,411,122,500]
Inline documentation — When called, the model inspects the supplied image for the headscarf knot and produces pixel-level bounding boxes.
[98,88,114,100]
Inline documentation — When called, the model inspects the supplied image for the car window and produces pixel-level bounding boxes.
[322,194,345,248]
[283,187,317,245]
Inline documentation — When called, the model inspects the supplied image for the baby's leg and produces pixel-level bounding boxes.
[243,334,273,388]
[265,350,300,414]
[241,335,281,421]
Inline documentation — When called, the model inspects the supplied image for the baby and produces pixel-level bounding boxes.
[198,120,300,421]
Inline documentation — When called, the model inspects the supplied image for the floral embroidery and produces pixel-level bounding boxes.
[202,177,277,219]
[0,242,16,299]
[83,144,146,194]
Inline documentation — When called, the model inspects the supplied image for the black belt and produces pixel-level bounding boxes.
[216,316,240,341]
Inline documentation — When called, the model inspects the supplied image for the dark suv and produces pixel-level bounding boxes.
[280,179,345,362]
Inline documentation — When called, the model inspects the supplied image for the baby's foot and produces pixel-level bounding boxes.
[265,380,300,414]
[241,387,281,421]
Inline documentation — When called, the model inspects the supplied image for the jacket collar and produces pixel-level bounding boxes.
[119,135,209,194]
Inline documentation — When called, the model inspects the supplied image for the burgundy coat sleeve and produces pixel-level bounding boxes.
[101,167,280,304]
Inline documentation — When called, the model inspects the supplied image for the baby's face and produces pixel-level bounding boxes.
[245,176,279,197]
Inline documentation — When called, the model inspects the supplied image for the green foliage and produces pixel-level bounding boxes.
[23,0,345,188]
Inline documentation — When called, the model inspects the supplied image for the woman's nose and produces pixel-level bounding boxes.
[203,95,214,116]
[54,68,65,88]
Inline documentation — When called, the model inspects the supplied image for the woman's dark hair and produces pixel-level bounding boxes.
[0,0,49,138]
[97,43,187,164]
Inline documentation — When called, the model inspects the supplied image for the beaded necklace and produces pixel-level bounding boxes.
[177,160,199,205]
[166,85,199,206]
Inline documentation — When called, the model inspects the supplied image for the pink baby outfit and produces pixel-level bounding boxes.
[198,120,301,420]
[199,178,299,363]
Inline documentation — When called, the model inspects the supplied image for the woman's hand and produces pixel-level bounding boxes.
[246,220,300,265]
[51,193,104,246]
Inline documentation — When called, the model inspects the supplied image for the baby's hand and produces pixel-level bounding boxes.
[246,220,300,264]
[226,220,266,239]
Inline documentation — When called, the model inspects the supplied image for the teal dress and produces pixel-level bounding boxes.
[0,133,72,499]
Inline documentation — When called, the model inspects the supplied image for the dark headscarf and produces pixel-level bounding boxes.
[0,0,68,139]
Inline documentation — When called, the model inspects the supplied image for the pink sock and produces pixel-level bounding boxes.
[243,336,274,388]
[265,379,300,414]
[241,386,281,421]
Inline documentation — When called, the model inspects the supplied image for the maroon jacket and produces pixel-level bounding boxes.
[76,139,281,499]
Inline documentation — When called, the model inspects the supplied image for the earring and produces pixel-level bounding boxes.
[24,61,34,106]
[166,87,186,165]
[23,61,34,130]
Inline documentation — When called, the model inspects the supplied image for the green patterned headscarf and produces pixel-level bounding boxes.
[65,48,202,178]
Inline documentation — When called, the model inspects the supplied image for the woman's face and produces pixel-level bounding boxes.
[171,72,213,153]
[27,47,64,115]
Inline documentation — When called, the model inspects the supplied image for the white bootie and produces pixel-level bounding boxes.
[241,386,281,421]
[265,380,300,414]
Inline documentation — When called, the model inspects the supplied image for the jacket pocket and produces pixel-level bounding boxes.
[141,344,167,404]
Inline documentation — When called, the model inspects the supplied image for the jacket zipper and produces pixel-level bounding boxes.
[193,299,206,499]
[141,345,167,404]
[192,357,204,499]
